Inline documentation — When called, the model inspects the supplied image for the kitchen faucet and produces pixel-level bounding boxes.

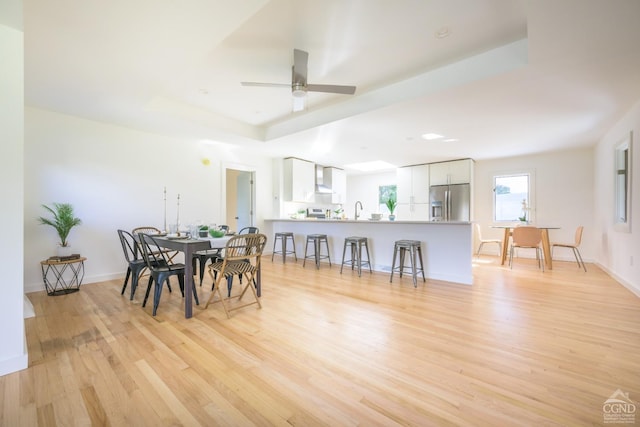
[355,201,363,220]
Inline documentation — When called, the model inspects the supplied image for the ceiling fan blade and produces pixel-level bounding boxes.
[307,84,356,95]
[242,49,355,111]
[292,49,308,85]
[241,82,291,88]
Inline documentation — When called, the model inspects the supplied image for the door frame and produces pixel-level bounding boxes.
[222,162,256,230]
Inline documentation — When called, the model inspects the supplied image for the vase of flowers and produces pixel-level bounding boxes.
[518,199,530,224]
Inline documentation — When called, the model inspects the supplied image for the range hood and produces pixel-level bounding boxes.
[315,165,332,194]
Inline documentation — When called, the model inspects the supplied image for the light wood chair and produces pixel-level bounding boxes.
[509,226,544,271]
[475,223,502,257]
[204,233,267,318]
[552,226,586,272]
[132,226,178,264]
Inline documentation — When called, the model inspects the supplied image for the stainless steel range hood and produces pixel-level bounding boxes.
[315,165,332,193]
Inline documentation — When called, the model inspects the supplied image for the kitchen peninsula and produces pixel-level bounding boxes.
[264,219,473,285]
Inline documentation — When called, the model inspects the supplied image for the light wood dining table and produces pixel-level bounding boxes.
[491,225,560,270]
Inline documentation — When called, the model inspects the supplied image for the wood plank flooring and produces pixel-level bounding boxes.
[2,256,640,426]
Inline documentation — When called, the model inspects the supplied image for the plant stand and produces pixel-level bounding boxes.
[40,257,86,296]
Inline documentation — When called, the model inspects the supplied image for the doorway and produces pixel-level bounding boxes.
[225,168,255,232]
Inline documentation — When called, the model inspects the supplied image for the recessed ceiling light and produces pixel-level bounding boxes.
[344,160,397,172]
[422,133,443,140]
[443,138,459,142]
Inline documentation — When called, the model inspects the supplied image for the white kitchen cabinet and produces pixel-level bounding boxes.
[283,157,315,202]
[395,203,430,220]
[324,167,346,204]
[397,164,429,203]
[396,164,429,219]
[429,159,473,185]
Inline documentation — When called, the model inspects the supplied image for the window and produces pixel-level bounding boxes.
[493,173,532,222]
[379,185,397,213]
[615,132,632,232]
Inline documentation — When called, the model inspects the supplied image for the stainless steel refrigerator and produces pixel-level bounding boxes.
[429,183,470,221]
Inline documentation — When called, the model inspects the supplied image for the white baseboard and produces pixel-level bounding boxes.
[0,352,28,377]
[596,262,640,298]
[24,295,35,318]
[25,272,124,294]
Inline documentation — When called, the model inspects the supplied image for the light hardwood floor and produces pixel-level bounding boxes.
[2,256,639,426]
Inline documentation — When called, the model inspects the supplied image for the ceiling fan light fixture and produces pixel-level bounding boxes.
[292,96,306,112]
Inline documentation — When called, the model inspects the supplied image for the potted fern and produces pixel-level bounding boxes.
[386,196,397,221]
[38,203,82,255]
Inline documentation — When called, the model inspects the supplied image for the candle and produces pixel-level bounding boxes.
[176,194,180,235]
[163,187,167,232]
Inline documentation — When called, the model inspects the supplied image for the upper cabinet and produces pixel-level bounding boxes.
[397,163,430,206]
[324,167,346,204]
[283,157,315,202]
[429,159,473,185]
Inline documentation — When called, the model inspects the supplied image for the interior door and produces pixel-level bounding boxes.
[226,168,254,232]
[236,171,253,230]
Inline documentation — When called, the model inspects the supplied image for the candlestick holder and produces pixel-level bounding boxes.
[162,187,167,233]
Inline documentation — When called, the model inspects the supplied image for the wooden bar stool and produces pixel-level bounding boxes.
[272,232,297,263]
[303,234,331,269]
[340,236,372,277]
[390,239,425,287]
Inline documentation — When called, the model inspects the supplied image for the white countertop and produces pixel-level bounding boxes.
[265,218,471,225]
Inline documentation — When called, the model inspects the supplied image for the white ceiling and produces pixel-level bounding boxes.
[24,0,640,172]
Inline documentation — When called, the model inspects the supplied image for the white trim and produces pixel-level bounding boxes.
[492,169,536,223]
[596,262,640,298]
[0,352,28,377]
[613,131,632,233]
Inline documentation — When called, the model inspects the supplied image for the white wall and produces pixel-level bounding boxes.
[594,99,640,296]
[0,21,28,376]
[474,148,595,259]
[346,171,397,219]
[24,107,274,292]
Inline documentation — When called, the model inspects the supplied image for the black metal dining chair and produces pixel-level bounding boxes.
[235,227,260,286]
[117,229,149,300]
[238,226,259,234]
[192,248,222,287]
[139,233,199,316]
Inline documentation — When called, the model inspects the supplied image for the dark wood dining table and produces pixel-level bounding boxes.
[153,235,232,318]
[491,225,560,270]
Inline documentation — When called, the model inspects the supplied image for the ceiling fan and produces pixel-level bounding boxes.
[241,49,356,112]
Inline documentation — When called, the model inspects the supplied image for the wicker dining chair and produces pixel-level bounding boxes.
[132,226,178,263]
[204,233,267,318]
